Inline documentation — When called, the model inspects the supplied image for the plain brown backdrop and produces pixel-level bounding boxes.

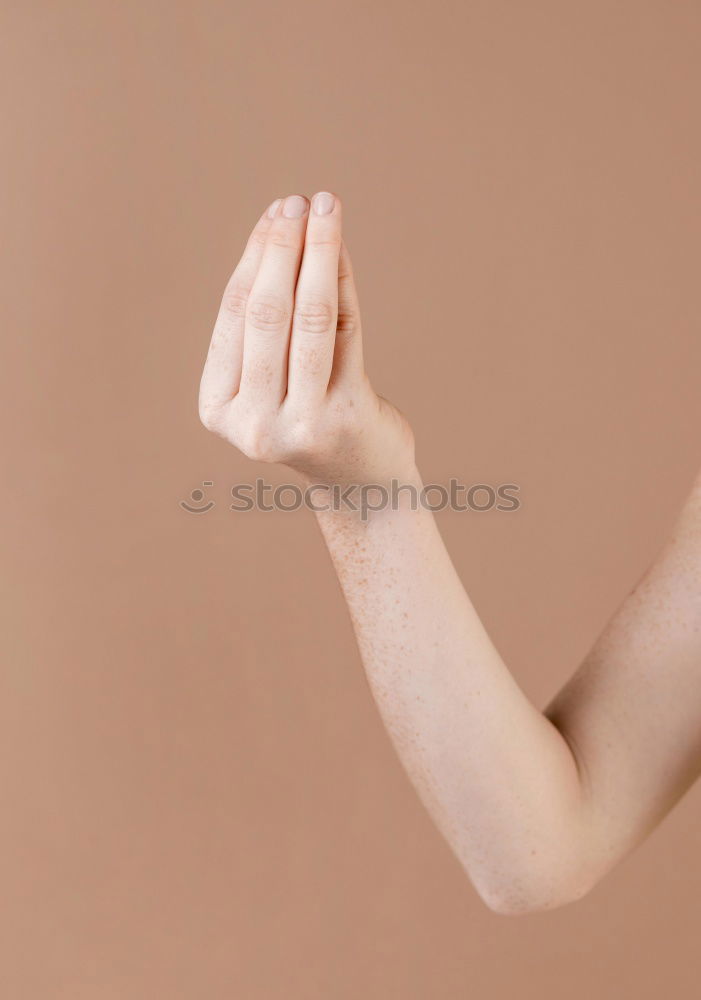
[2,1,700,997]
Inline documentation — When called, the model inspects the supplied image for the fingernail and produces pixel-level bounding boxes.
[266,198,282,219]
[282,194,308,219]
[313,192,335,215]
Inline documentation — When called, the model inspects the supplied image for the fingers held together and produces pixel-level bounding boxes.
[198,191,364,463]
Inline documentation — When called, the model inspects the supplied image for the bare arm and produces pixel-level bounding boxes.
[315,468,701,914]
[199,194,701,913]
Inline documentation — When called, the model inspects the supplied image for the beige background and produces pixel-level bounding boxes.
[2,1,701,997]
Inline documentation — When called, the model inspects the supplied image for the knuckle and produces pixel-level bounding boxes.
[246,295,290,333]
[222,284,249,318]
[305,232,342,250]
[248,229,268,251]
[267,229,299,251]
[294,298,335,335]
[338,258,353,281]
[335,307,358,338]
[237,418,278,463]
[290,420,317,454]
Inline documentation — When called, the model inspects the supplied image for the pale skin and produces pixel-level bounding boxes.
[199,192,701,915]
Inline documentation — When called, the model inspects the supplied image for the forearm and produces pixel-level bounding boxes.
[315,466,592,915]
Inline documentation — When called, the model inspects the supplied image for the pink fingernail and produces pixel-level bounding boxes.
[282,194,308,219]
[266,198,282,219]
[313,192,335,215]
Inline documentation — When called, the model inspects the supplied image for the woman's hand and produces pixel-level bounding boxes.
[199,192,415,487]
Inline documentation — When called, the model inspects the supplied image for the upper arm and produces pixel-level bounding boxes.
[545,474,701,881]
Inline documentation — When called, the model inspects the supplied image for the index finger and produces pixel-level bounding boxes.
[199,198,280,414]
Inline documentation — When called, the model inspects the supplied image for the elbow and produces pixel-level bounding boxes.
[478,886,589,918]
[471,865,597,917]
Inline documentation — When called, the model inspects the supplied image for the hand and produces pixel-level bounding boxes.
[199,192,415,487]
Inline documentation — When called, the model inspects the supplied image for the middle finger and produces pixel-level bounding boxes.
[238,194,309,407]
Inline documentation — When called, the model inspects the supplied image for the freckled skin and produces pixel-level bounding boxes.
[199,192,701,915]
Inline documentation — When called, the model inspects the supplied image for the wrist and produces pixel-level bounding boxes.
[309,463,425,528]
